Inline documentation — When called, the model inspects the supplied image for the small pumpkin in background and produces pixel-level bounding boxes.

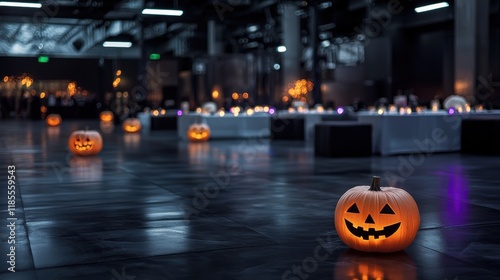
[122,118,142,133]
[334,176,420,253]
[68,129,103,156]
[46,114,62,127]
[100,111,114,122]
[187,123,210,142]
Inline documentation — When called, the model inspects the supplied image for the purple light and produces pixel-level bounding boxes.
[177,110,183,116]
[269,108,276,114]
[336,107,344,114]
[448,108,455,115]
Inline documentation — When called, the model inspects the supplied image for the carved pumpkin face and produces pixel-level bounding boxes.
[68,130,103,156]
[187,123,211,142]
[123,118,142,133]
[334,176,420,252]
[334,249,417,280]
[46,114,62,127]
[100,111,114,122]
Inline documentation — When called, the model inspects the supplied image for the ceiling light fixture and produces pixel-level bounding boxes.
[0,1,41,8]
[277,46,287,53]
[415,2,449,13]
[142,8,183,16]
[103,41,132,48]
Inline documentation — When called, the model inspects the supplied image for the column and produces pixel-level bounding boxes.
[454,0,489,101]
[281,3,301,89]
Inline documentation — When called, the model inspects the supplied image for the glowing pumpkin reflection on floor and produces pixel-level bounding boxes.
[334,176,420,252]
[100,111,114,122]
[122,118,142,133]
[334,249,417,280]
[46,114,62,127]
[68,129,103,156]
[99,121,114,133]
[69,156,103,182]
[187,123,211,142]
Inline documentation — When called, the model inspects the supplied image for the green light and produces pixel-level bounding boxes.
[149,53,160,60]
[38,56,49,63]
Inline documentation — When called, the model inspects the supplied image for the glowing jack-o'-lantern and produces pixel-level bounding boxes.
[100,111,114,122]
[334,249,417,280]
[122,118,142,133]
[187,123,211,142]
[334,176,420,252]
[46,114,62,127]
[68,129,103,156]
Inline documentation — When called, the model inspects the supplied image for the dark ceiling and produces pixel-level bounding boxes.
[0,0,497,59]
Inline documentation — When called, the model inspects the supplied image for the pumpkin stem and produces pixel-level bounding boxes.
[369,176,382,191]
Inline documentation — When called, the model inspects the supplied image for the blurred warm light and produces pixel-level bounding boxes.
[377,108,384,115]
[399,107,405,114]
[231,107,241,114]
[3,76,8,82]
[116,92,122,98]
[477,104,483,111]
[196,107,202,113]
[40,92,46,99]
[315,105,324,112]
[152,110,159,116]
[218,110,225,117]
[40,106,47,113]
[123,91,129,98]
[21,76,33,87]
[406,107,412,114]
[454,80,469,95]
[160,109,166,115]
[288,107,295,113]
[246,108,254,115]
[285,79,314,102]
[264,106,269,112]
[416,107,423,113]
[67,82,76,96]
[242,92,249,99]
[116,70,122,76]
[232,92,239,100]
[389,105,397,113]
[465,103,471,113]
[457,106,463,113]
[282,96,289,102]
[254,106,262,112]
[113,78,121,88]
[212,90,219,99]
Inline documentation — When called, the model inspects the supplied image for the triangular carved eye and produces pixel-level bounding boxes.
[347,203,360,213]
[380,204,395,214]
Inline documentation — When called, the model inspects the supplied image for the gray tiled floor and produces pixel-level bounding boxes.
[0,119,499,279]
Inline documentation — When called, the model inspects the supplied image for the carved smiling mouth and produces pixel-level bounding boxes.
[345,219,400,240]
[74,143,93,151]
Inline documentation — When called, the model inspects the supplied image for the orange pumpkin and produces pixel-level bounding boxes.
[187,123,211,142]
[334,249,417,280]
[46,114,62,127]
[100,111,114,122]
[122,118,142,133]
[68,129,103,156]
[334,176,420,252]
